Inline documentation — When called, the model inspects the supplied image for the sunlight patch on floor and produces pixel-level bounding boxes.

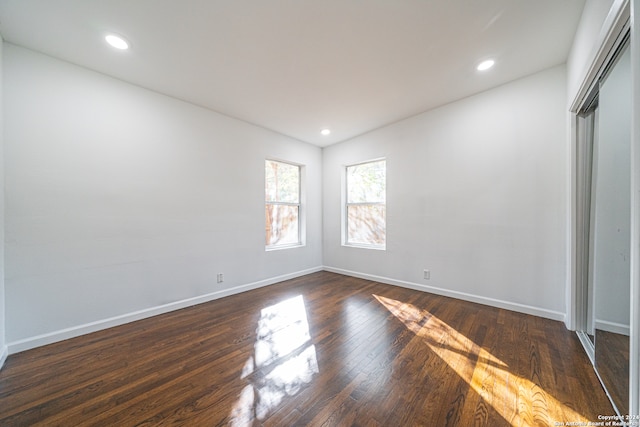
[373,294,588,426]
[229,295,318,426]
[255,295,312,367]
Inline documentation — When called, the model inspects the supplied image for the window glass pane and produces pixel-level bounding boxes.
[347,160,386,203]
[347,205,386,245]
[266,204,299,246]
[266,160,299,203]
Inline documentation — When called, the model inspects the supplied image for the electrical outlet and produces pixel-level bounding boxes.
[217,273,224,283]
[423,270,430,280]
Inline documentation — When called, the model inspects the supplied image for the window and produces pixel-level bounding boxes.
[345,159,386,248]
[265,160,302,249]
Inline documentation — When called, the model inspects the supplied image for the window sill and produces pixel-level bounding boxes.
[342,243,386,251]
[266,243,305,252]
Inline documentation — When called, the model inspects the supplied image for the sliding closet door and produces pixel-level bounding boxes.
[592,42,631,416]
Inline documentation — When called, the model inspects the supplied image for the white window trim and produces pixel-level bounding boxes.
[265,159,305,251]
[343,158,386,250]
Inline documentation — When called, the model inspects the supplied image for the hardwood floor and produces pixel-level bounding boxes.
[0,271,614,426]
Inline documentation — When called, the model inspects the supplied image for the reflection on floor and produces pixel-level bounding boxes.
[230,295,319,424]
[595,329,629,417]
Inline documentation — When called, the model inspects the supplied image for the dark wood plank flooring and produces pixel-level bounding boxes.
[0,271,614,426]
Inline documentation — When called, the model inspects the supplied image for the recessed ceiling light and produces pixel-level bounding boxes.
[477,59,495,71]
[321,129,331,136]
[105,34,129,50]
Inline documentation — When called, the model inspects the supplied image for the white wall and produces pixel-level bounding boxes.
[566,0,616,103]
[323,65,568,320]
[0,37,6,368]
[4,44,323,349]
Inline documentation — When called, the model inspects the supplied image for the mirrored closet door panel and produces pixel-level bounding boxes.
[591,41,631,417]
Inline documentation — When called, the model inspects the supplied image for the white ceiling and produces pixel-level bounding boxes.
[0,0,585,147]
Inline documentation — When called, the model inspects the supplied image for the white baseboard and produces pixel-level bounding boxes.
[7,266,323,355]
[0,345,8,370]
[595,319,630,336]
[323,266,566,322]
[6,265,568,355]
